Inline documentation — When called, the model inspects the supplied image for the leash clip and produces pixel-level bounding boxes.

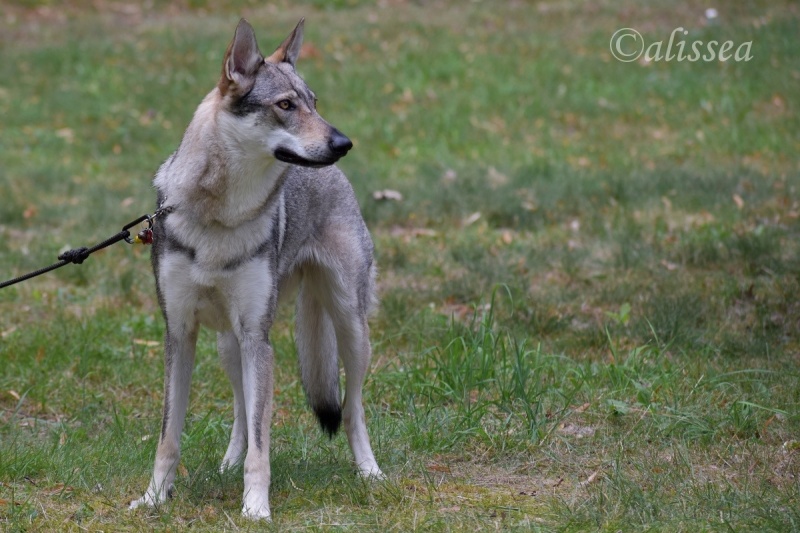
[125,214,155,245]
[125,203,173,245]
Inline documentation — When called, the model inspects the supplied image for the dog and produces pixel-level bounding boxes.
[129,18,383,520]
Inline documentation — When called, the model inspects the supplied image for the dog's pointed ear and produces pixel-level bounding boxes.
[219,19,263,96]
[266,18,304,66]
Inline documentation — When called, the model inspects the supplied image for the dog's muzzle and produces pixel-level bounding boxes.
[274,128,353,168]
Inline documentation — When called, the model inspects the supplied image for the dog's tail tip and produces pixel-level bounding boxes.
[314,404,342,438]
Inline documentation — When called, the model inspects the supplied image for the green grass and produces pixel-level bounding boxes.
[1,0,799,530]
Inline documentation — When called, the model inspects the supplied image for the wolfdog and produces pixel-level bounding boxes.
[129,18,383,520]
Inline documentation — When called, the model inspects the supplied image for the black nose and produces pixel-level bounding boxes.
[329,128,353,156]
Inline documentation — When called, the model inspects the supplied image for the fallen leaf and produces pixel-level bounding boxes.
[733,194,745,209]
[133,339,160,347]
[558,422,596,438]
[372,189,403,201]
[661,259,679,271]
[574,402,590,413]
[43,483,74,496]
[300,43,321,60]
[462,212,481,227]
[55,128,74,143]
[487,166,509,188]
[580,471,601,487]
[389,226,438,240]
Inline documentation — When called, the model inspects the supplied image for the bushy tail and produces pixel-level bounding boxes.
[295,284,342,437]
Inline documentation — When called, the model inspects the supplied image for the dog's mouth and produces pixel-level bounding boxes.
[274,148,341,168]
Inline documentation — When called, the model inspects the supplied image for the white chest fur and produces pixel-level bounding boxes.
[158,248,274,335]
[156,193,284,336]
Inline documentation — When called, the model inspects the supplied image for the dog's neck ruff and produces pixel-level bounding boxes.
[203,112,291,227]
[154,94,292,229]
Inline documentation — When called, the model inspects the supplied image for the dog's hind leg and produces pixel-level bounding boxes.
[334,312,384,479]
[130,324,198,509]
[218,330,247,471]
[304,260,383,479]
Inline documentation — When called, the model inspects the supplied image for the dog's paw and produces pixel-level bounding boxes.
[358,463,386,481]
[129,493,156,510]
[241,504,271,521]
[219,457,243,475]
[241,490,271,521]
[129,485,172,510]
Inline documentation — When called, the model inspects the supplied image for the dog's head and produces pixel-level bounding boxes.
[217,19,352,168]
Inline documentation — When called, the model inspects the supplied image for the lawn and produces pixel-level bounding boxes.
[1,0,799,531]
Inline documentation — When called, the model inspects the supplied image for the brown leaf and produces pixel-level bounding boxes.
[487,166,509,188]
[574,402,591,413]
[372,189,403,202]
[300,43,321,60]
[558,422,596,438]
[133,339,160,347]
[580,471,601,487]
[462,212,481,227]
[660,259,679,271]
[42,483,73,496]
[427,464,451,474]
[55,128,74,143]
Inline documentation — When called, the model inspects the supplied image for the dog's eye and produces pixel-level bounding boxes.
[277,100,293,110]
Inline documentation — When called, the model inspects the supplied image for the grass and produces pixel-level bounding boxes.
[1,0,799,530]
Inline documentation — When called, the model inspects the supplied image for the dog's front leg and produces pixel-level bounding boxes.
[239,333,274,520]
[131,325,198,510]
[218,331,247,471]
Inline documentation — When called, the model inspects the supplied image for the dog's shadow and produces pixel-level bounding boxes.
[176,443,382,512]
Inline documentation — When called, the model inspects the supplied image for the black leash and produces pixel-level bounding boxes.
[0,206,170,290]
